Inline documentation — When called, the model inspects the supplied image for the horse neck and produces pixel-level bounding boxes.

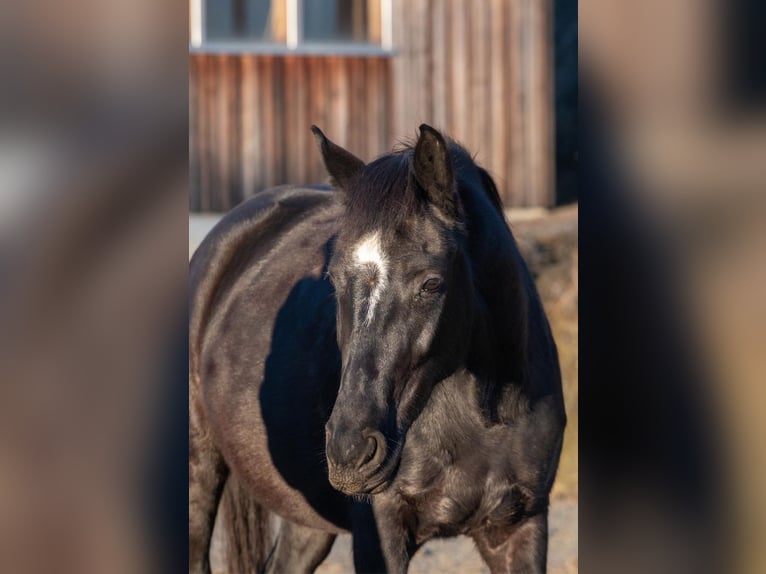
[468,247,530,372]
[458,182,544,416]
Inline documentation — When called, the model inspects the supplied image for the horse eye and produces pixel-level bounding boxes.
[421,277,442,293]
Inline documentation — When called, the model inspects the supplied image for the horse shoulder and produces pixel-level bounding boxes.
[190,188,339,385]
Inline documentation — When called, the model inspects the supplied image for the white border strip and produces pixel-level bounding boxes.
[190,42,395,57]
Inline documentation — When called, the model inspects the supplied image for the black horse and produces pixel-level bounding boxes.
[189,125,566,573]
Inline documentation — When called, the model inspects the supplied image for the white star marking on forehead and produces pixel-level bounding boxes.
[353,232,388,325]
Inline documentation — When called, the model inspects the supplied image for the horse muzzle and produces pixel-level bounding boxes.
[325,425,389,495]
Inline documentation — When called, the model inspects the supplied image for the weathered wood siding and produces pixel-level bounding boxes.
[190,55,392,211]
[190,0,554,211]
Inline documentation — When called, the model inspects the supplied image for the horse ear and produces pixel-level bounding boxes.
[412,124,458,221]
[311,125,365,191]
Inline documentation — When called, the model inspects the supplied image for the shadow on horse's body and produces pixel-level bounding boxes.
[189,125,565,573]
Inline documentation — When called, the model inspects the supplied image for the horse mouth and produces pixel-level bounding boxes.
[329,471,392,496]
[328,454,400,496]
[330,479,391,496]
[327,433,404,496]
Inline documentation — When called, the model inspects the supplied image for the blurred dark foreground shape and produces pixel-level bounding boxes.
[0,122,189,574]
[579,0,766,572]
[0,0,189,571]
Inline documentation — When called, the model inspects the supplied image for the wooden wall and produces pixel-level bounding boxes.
[189,55,391,211]
[392,0,554,208]
[189,0,554,211]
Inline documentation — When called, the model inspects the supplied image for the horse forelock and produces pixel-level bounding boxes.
[340,138,502,240]
[341,152,418,235]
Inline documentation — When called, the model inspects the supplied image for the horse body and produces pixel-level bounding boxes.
[189,126,565,573]
[190,188,351,533]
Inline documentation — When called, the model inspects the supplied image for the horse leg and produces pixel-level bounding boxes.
[189,409,228,574]
[351,499,414,574]
[265,519,336,574]
[472,511,548,574]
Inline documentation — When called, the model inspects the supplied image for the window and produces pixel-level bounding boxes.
[190,0,393,54]
[204,0,283,43]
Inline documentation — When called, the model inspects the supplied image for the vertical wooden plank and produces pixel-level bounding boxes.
[342,56,352,150]
[272,56,286,184]
[416,0,432,125]
[308,57,328,184]
[400,0,417,137]
[358,57,370,159]
[276,56,298,183]
[214,55,224,211]
[260,56,275,187]
[363,58,383,159]
[391,0,410,138]
[255,56,266,194]
[219,55,233,211]
[528,0,554,206]
[461,0,473,145]
[489,0,507,199]
[205,55,216,211]
[383,57,394,149]
[470,0,490,166]
[450,0,467,141]
[367,58,388,159]
[201,55,215,211]
[348,57,368,159]
[411,0,425,131]
[241,55,263,196]
[189,55,200,211]
[283,56,308,184]
[508,0,525,207]
[212,55,231,211]
[302,58,315,184]
[329,57,350,151]
[293,57,309,183]
[431,0,448,131]
[332,57,344,148]
[442,0,453,136]
[228,56,242,207]
[380,57,391,155]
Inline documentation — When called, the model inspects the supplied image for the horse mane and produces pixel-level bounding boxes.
[341,138,505,233]
[343,152,418,233]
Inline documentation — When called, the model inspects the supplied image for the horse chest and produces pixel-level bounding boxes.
[396,470,531,544]
[394,443,531,542]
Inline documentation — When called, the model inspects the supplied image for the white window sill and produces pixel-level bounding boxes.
[189,42,395,57]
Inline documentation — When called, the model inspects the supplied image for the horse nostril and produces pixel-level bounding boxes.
[357,431,386,471]
[359,437,377,467]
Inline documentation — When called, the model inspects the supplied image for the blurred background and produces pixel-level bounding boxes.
[579,2,766,573]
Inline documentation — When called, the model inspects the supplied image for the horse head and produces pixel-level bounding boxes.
[313,124,476,495]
